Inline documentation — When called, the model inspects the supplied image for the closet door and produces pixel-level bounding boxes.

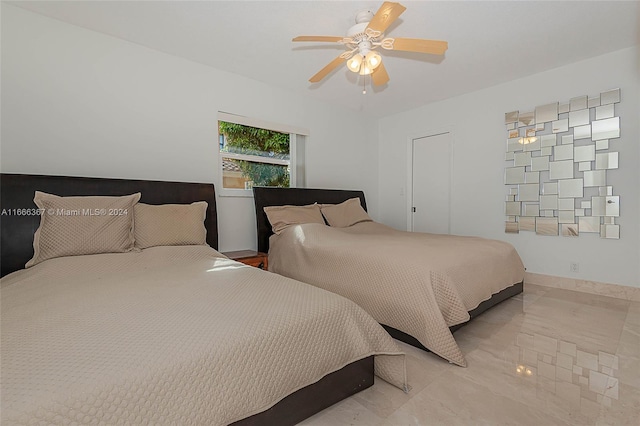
[411,132,452,234]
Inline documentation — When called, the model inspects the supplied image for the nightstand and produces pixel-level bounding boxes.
[223,250,268,270]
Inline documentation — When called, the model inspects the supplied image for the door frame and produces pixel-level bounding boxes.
[406,127,455,232]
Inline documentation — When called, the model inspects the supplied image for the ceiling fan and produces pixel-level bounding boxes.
[292,1,448,89]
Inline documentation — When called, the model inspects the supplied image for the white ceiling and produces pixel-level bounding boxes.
[9,1,639,118]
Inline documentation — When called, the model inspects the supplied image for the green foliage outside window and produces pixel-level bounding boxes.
[219,121,290,187]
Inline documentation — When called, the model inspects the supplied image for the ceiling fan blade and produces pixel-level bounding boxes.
[293,36,344,43]
[387,37,448,55]
[366,2,406,34]
[309,55,346,83]
[371,62,390,86]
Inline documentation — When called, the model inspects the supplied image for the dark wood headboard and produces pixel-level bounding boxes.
[252,187,367,253]
[0,174,218,277]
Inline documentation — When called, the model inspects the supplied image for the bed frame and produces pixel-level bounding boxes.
[253,186,524,351]
[0,173,373,426]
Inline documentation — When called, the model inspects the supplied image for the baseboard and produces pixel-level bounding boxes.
[525,272,640,302]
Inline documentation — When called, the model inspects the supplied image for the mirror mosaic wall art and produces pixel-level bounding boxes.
[504,89,621,238]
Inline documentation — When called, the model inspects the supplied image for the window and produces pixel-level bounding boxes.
[219,122,290,190]
[217,112,307,196]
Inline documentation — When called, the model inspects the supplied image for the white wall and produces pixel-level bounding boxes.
[378,47,639,288]
[0,4,375,252]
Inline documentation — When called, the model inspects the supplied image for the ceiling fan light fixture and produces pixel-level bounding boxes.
[359,63,373,75]
[346,54,364,72]
[365,51,382,70]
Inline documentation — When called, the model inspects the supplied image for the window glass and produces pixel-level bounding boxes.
[219,121,290,190]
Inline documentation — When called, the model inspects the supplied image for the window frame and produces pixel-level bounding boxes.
[217,112,308,197]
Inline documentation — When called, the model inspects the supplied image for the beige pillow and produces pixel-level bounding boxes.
[320,197,372,228]
[264,203,325,235]
[26,191,141,267]
[134,202,208,249]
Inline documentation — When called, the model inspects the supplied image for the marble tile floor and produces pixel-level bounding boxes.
[299,284,640,425]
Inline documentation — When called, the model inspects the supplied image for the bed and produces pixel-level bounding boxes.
[0,174,406,426]
[253,186,525,367]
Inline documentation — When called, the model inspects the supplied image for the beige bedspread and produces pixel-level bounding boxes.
[268,222,525,367]
[1,245,406,425]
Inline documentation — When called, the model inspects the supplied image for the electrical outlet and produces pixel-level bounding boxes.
[570,262,579,273]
